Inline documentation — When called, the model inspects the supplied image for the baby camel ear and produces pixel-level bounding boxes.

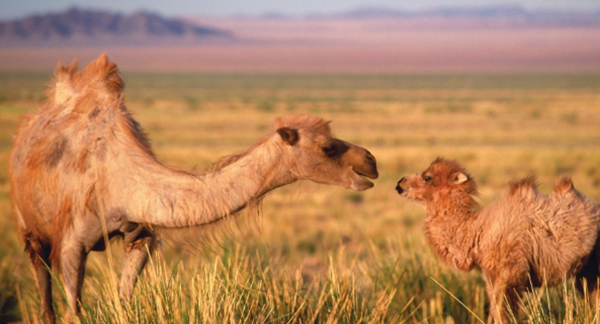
[277,127,299,145]
[451,172,469,184]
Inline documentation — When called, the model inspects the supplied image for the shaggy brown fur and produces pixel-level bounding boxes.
[9,54,378,323]
[396,158,600,324]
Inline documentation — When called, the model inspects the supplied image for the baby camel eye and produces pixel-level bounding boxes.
[423,176,433,183]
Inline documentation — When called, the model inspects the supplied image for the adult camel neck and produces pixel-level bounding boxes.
[119,134,294,228]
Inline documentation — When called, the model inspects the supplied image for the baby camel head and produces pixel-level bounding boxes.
[395,158,477,205]
[275,115,378,191]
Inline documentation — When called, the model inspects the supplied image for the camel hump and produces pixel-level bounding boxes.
[46,59,80,107]
[553,176,575,194]
[81,53,124,95]
[508,175,538,197]
[45,54,123,110]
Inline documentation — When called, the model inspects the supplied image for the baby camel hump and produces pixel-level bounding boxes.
[509,177,600,285]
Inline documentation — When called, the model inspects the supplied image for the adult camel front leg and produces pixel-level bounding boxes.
[60,240,87,322]
[119,226,156,301]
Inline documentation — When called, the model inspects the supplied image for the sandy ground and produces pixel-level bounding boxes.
[1,18,599,72]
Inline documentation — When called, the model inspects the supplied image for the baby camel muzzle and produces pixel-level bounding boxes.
[395,177,405,194]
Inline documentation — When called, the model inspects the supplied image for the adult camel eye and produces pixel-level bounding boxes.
[423,176,432,183]
[322,145,337,157]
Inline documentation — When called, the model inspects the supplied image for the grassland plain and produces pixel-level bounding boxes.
[1,72,600,323]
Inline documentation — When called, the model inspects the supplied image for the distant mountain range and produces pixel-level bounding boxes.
[1,6,599,46]
[335,6,600,26]
[0,8,232,45]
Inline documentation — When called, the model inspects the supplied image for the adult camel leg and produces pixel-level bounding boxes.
[24,236,55,324]
[60,241,87,322]
[119,228,156,301]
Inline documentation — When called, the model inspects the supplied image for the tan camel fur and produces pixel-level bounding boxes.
[9,54,378,323]
[396,158,600,324]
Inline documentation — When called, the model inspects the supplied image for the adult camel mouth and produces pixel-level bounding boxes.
[351,174,374,191]
[355,168,378,180]
[346,148,378,191]
[351,165,378,191]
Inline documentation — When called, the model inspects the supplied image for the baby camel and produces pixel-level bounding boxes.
[9,54,378,323]
[396,158,600,324]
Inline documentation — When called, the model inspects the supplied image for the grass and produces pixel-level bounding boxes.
[1,72,600,323]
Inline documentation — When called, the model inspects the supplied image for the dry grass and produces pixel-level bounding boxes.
[1,72,600,323]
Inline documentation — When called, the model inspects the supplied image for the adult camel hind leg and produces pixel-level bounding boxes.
[24,234,55,324]
[119,225,157,301]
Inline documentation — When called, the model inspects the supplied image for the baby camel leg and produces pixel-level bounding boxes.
[119,230,156,301]
[486,278,520,324]
[576,246,600,312]
[60,241,87,322]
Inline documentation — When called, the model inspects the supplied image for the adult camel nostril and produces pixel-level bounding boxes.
[364,152,378,178]
[366,152,375,164]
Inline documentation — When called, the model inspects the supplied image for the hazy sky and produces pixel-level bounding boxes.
[2,0,598,20]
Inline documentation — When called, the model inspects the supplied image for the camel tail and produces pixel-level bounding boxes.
[81,53,124,95]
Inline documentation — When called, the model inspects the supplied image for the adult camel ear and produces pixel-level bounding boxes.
[451,172,468,184]
[277,127,299,145]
